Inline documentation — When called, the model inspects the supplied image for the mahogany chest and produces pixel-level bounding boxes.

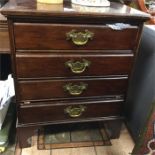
[1,0,149,148]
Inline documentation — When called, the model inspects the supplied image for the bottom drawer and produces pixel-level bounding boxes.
[18,99,123,124]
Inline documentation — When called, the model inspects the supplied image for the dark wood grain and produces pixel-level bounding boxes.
[1,0,149,148]
[16,53,134,78]
[18,100,123,124]
[14,23,138,50]
[17,126,39,148]
[1,0,150,21]
[17,77,128,101]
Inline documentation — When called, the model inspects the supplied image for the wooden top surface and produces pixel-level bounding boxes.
[0,8,7,23]
[1,0,150,20]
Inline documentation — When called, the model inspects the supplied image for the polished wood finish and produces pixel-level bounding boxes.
[1,0,150,148]
[14,23,139,50]
[18,100,123,124]
[0,12,10,53]
[16,53,133,78]
[17,77,127,101]
[17,126,39,148]
[1,0,149,20]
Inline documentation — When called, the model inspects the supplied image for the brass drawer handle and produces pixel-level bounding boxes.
[23,101,31,105]
[66,29,94,46]
[65,59,91,74]
[63,82,88,96]
[64,105,86,118]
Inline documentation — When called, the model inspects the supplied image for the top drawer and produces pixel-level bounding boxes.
[14,23,138,50]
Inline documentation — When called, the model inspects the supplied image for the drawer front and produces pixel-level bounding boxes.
[14,23,138,50]
[16,53,133,78]
[18,100,123,124]
[17,77,128,101]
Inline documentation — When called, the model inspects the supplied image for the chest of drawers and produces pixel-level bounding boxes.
[1,0,149,148]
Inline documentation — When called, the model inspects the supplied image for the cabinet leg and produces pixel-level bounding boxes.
[17,126,38,148]
[104,120,122,139]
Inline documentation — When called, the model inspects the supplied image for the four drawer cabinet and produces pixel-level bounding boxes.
[1,0,149,148]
